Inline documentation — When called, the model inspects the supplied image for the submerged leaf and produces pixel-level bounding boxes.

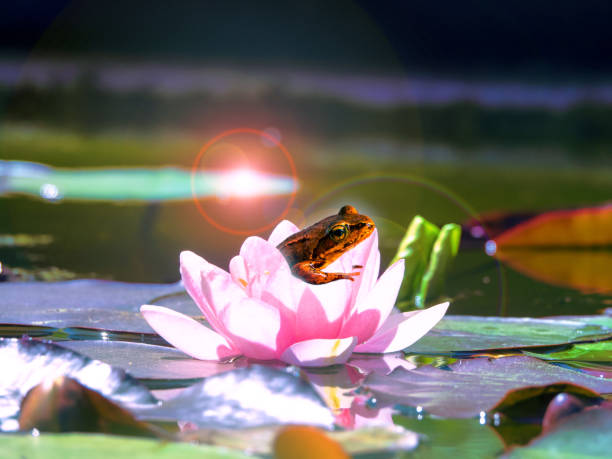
[138,365,334,430]
[524,341,612,363]
[0,338,157,431]
[365,356,612,418]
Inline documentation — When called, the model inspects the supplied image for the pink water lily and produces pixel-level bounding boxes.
[141,220,449,367]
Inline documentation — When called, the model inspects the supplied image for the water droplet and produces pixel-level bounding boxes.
[470,226,485,238]
[485,240,497,256]
[479,411,487,425]
[31,428,40,437]
[366,396,378,408]
[416,406,423,413]
[414,295,423,307]
[493,412,501,426]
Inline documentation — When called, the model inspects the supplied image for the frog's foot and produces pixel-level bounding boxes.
[291,262,361,285]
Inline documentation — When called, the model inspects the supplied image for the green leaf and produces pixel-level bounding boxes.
[393,416,504,459]
[503,408,612,458]
[404,315,612,354]
[0,433,253,459]
[417,223,461,307]
[391,216,440,309]
[524,341,612,363]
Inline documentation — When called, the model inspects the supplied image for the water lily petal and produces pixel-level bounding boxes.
[340,259,405,343]
[229,255,248,290]
[354,301,449,353]
[219,296,283,360]
[180,251,237,333]
[267,219,300,246]
[140,305,239,360]
[280,337,357,367]
[294,287,343,342]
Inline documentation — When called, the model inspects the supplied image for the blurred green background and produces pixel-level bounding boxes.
[1,1,611,317]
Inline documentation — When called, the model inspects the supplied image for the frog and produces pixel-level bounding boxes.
[276,205,375,284]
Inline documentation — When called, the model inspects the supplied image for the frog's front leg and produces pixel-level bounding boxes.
[290,261,361,285]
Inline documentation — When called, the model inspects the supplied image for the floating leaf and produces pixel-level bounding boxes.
[494,205,612,247]
[364,356,612,418]
[403,315,611,354]
[0,338,157,431]
[503,407,612,458]
[59,340,245,381]
[524,341,612,363]
[138,365,334,430]
[19,376,162,438]
[0,433,252,459]
[0,280,190,332]
[181,425,418,456]
[494,249,612,294]
[393,416,504,459]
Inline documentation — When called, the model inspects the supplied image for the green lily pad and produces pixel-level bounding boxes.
[503,407,612,458]
[524,341,612,363]
[365,356,612,418]
[404,315,612,354]
[0,433,252,459]
[393,416,504,459]
[181,425,419,456]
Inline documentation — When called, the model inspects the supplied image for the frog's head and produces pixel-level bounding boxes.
[313,205,375,264]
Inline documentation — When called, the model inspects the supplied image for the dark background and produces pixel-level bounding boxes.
[1,1,611,76]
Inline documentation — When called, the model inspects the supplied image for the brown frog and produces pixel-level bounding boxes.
[277,205,375,284]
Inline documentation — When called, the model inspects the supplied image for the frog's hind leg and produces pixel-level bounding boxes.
[291,261,360,285]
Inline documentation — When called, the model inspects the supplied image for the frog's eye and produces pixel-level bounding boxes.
[329,223,349,242]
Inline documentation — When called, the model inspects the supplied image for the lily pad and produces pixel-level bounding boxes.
[0,433,252,459]
[59,340,245,381]
[404,315,611,354]
[138,365,334,430]
[503,407,612,458]
[364,356,612,418]
[524,341,612,363]
[0,338,157,431]
[0,280,192,332]
[393,416,504,459]
[181,425,419,457]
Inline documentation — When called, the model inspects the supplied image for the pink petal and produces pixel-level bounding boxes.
[280,337,358,367]
[218,296,283,360]
[293,287,343,342]
[346,229,380,309]
[140,305,239,360]
[354,301,449,353]
[340,259,405,343]
[238,236,304,312]
[267,219,300,246]
[180,251,244,333]
[228,255,248,289]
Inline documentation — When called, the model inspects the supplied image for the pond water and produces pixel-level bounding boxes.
[1,128,611,457]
